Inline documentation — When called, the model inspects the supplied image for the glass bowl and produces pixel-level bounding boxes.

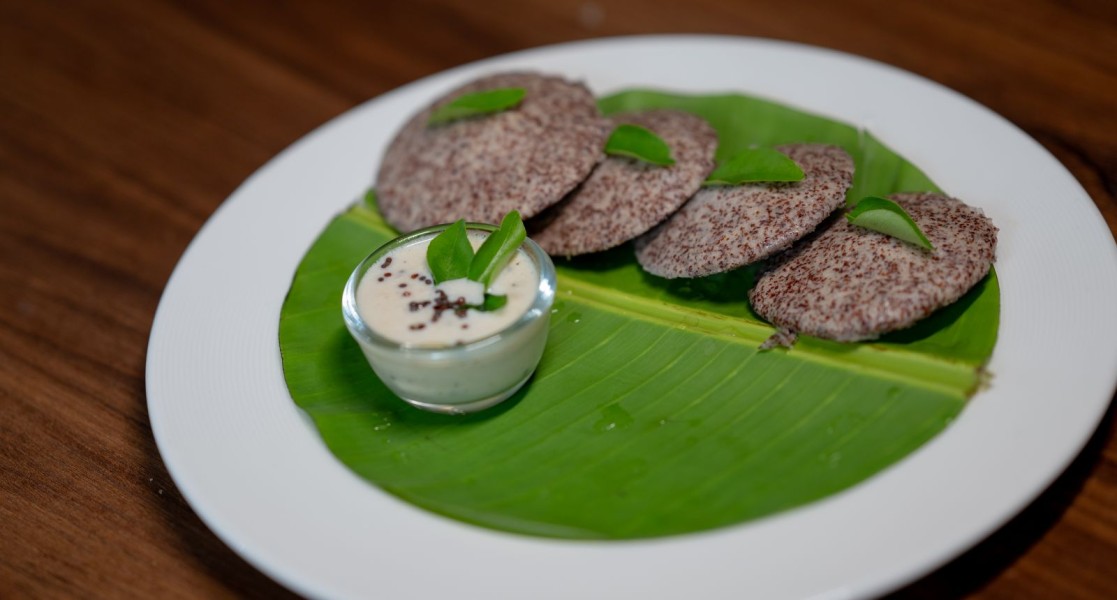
[342,223,556,414]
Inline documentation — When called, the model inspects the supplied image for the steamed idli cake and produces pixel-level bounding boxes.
[634,145,848,278]
[749,192,998,342]
[635,144,854,278]
[376,72,609,233]
[530,109,717,257]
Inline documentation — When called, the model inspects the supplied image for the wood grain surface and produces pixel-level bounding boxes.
[2,0,1114,597]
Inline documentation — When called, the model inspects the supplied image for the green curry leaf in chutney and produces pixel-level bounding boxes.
[425,219,473,284]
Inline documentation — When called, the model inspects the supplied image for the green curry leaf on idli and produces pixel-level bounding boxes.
[604,123,676,166]
[427,87,526,125]
[703,147,804,185]
[847,196,935,250]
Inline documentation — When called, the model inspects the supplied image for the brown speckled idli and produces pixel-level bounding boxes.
[635,144,854,278]
[749,192,998,342]
[376,72,610,233]
[529,110,717,257]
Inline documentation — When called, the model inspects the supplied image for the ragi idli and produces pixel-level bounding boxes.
[635,144,854,278]
[530,109,717,257]
[749,192,998,342]
[376,72,609,233]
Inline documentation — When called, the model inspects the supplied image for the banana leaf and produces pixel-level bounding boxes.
[278,91,999,539]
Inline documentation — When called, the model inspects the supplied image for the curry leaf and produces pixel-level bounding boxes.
[428,87,526,125]
[847,196,935,250]
[703,147,804,185]
[481,293,508,311]
[425,219,473,283]
[604,124,675,166]
[468,211,526,288]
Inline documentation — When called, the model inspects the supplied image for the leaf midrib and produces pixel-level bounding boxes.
[558,275,975,397]
[344,203,975,398]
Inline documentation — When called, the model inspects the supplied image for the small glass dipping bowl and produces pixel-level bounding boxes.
[342,223,556,415]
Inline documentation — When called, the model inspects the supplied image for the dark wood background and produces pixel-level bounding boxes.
[2,1,1115,597]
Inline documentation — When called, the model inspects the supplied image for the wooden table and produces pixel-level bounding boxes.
[2,1,1114,597]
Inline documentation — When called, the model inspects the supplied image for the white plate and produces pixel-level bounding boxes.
[147,35,1117,599]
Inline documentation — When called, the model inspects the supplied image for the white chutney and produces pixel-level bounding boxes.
[342,223,556,414]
